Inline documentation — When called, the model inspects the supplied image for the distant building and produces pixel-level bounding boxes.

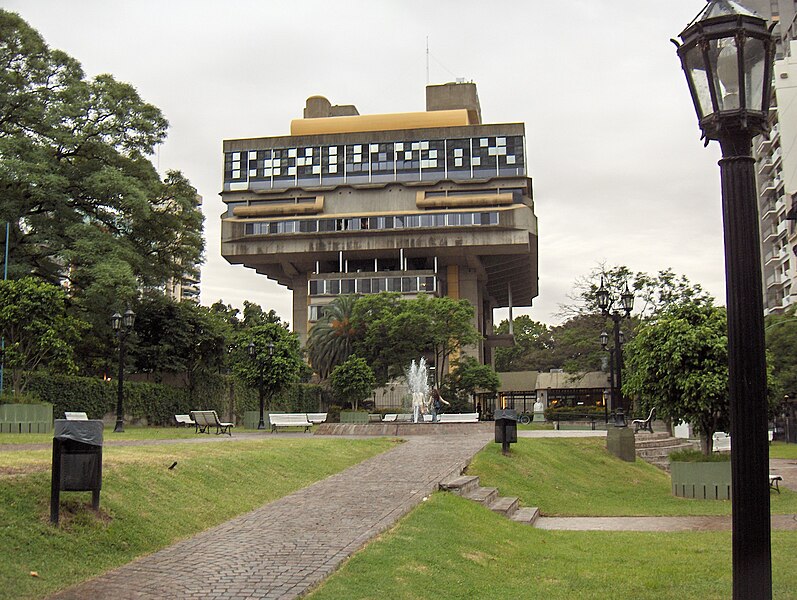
[493,370,611,416]
[743,1,797,314]
[220,82,538,366]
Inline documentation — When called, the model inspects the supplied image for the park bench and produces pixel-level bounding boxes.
[713,432,731,452]
[190,410,234,436]
[770,474,783,493]
[382,414,398,422]
[269,413,312,433]
[437,413,479,423]
[632,408,656,433]
[306,413,327,424]
[64,412,89,420]
[174,414,196,428]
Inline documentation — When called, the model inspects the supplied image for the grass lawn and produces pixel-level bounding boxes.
[468,437,797,516]
[0,436,396,600]
[0,425,323,447]
[770,441,797,459]
[306,492,797,600]
[309,437,797,599]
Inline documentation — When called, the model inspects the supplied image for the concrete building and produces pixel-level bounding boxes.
[220,83,538,365]
[744,1,797,314]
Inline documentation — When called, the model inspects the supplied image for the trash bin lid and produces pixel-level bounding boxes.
[54,420,104,446]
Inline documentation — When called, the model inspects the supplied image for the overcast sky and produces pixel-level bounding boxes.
[5,0,730,327]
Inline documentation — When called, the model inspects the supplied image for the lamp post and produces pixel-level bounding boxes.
[596,278,634,426]
[110,308,136,433]
[249,340,275,430]
[674,2,774,597]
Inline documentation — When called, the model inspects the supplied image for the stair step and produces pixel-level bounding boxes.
[439,475,480,495]
[510,506,540,525]
[489,496,519,517]
[464,486,498,506]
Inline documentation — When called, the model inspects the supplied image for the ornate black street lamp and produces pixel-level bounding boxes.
[674,2,775,597]
[110,308,136,433]
[596,278,634,426]
[249,340,275,430]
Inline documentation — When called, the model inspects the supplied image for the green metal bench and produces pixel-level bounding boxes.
[0,403,53,433]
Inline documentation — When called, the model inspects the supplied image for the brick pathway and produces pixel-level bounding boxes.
[49,434,491,600]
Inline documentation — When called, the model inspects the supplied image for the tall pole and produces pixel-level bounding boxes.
[612,315,625,419]
[114,330,126,433]
[0,222,8,395]
[720,131,772,597]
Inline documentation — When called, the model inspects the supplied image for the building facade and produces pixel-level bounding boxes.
[745,0,797,314]
[220,83,538,364]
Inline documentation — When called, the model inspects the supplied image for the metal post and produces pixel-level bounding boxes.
[0,222,8,395]
[114,331,126,433]
[613,315,625,420]
[719,132,772,598]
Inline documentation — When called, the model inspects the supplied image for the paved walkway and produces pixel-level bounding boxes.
[49,433,491,600]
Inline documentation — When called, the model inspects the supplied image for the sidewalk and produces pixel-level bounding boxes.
[49,433,491,600]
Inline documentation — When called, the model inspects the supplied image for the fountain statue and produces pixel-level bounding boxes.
[406,359,430,423]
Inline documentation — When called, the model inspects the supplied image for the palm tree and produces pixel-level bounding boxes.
[306,295,358,379]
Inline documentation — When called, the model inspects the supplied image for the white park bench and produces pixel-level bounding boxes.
[190,410,234,436]
[306,413,328,424]
[64,412,89,420]
[269,413,312,433]
[382,414,398,422]
[437,413,479,423]
[174,414,196,428]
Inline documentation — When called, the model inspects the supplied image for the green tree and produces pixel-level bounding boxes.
[306,295,358,380]
[0,277,88,394]
[350,293,481,386]
[233,323,303,414]
[131,294,231,393]
[330,356,376,411]
[765,306,797,399]
[0,10,203,296]
[623,300,729,454]
[444,356,500,413]
[494,316,553,372]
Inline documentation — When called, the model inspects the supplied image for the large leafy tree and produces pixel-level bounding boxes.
[349,293,481,386]
[233,323,303,412]
[329,356,376,411]
[306,295,358,379]
[443,356,500,413]
[765,307,797,399]
[0,10,203,297]
[623,299,729,454]
[131,294,231,392]
[0,277,88,394]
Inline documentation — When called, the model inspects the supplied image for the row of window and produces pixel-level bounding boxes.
[308,275,437,298]
[223,135,525,191]
[242,211,500,236]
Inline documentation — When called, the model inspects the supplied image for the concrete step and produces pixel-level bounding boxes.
[636,443,695,458]
[439,475,480,496]
[510,506,540,525]
[489,495,519,517]
[464,486,498,506]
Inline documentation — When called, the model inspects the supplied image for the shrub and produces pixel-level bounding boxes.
[669,449,730,463]
[544,406,605,421]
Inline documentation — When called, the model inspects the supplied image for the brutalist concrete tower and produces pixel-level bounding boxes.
[220,82,538,365]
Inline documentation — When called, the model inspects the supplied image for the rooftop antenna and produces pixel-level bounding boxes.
[426,36,429,85]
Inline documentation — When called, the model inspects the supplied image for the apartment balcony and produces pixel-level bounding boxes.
[766,273,784,288]
[761,177,783,196]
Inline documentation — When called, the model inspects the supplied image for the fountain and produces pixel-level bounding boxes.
[406,359,430,423]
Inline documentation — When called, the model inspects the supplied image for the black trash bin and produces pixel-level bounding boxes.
[50,419,103,524]
[494,408,517,455]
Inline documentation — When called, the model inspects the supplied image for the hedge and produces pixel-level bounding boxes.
[543,406,605,421]
[16,371,323,426]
